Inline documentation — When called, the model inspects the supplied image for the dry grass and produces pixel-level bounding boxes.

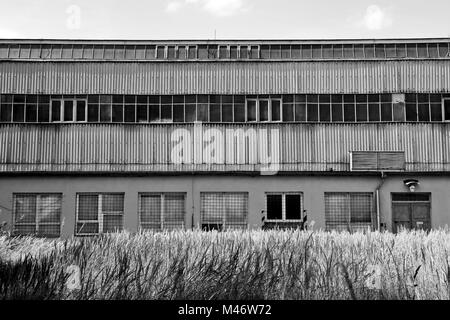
[1,229,450,300]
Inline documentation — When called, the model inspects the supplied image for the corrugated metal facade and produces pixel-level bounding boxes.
[0,123,449,173]
[0,60,449,95]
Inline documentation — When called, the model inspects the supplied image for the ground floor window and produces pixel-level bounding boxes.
[139,193,186,230]
[13,193,62,237]
[325,192,373,232]
[265,192,303,221]
[200,192,248,230]
[76,193,124,235]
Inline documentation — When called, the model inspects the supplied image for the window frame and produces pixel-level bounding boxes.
[200,192,249,230]
[12,193,62,237]
[324,192,374,232]
[138,192,186,230]
[75,192,124,236]
[50,98,87,123]
[265,192,304,222]
[442,98,450,122]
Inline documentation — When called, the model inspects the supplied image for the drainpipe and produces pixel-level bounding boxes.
[375,171,387,231]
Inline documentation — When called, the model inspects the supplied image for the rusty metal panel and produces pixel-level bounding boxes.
[1,61,450,95]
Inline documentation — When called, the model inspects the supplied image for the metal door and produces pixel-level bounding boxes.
[392,193,431,233]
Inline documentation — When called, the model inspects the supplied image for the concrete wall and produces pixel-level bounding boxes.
[0,174,449,237]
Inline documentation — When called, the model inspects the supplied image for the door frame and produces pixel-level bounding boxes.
[391,192,431,233]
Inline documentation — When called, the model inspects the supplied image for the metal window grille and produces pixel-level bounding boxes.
[13,193,62,237]
[265,192,303,221]
[139,193,186,231]
[200,192,248,230]
[76,193,124,235]
[325,192,374,232]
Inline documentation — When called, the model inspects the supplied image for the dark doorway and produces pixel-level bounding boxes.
[391,193,431,233]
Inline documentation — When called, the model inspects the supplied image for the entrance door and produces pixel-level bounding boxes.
[392,193,431,233]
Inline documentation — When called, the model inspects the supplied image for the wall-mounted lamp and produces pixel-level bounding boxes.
[403,179,419,192]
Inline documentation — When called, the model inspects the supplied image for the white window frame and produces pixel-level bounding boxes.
[265,192,304,222]
[442,98,450,122]
[50,98,87,122]
[138,192,186,230]
[13,193,62,236]
[75,193,124,236]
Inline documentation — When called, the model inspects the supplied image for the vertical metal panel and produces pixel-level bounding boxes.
[1,61,450,94]
[1,123,450,172]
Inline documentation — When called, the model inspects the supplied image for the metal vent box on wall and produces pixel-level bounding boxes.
[350,151,406,171]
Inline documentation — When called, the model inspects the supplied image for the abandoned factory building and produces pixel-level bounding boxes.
[0,38,450,237]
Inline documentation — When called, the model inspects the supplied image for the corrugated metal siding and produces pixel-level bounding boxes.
[1,61,450,94]
[1,123,450,173]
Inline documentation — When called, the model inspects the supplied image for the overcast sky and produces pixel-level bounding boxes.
[0,0,449,40]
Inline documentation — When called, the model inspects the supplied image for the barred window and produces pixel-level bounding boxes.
[139,193,186,230]
[325,192,374,232]
[13,193,62,237]
[76,193,124,235]
[265,192,303,221]
[200,192,248,230]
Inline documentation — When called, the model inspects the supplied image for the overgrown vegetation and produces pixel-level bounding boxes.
[1,229,450,300]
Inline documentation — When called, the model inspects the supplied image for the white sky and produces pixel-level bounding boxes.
[0,0,449,40]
